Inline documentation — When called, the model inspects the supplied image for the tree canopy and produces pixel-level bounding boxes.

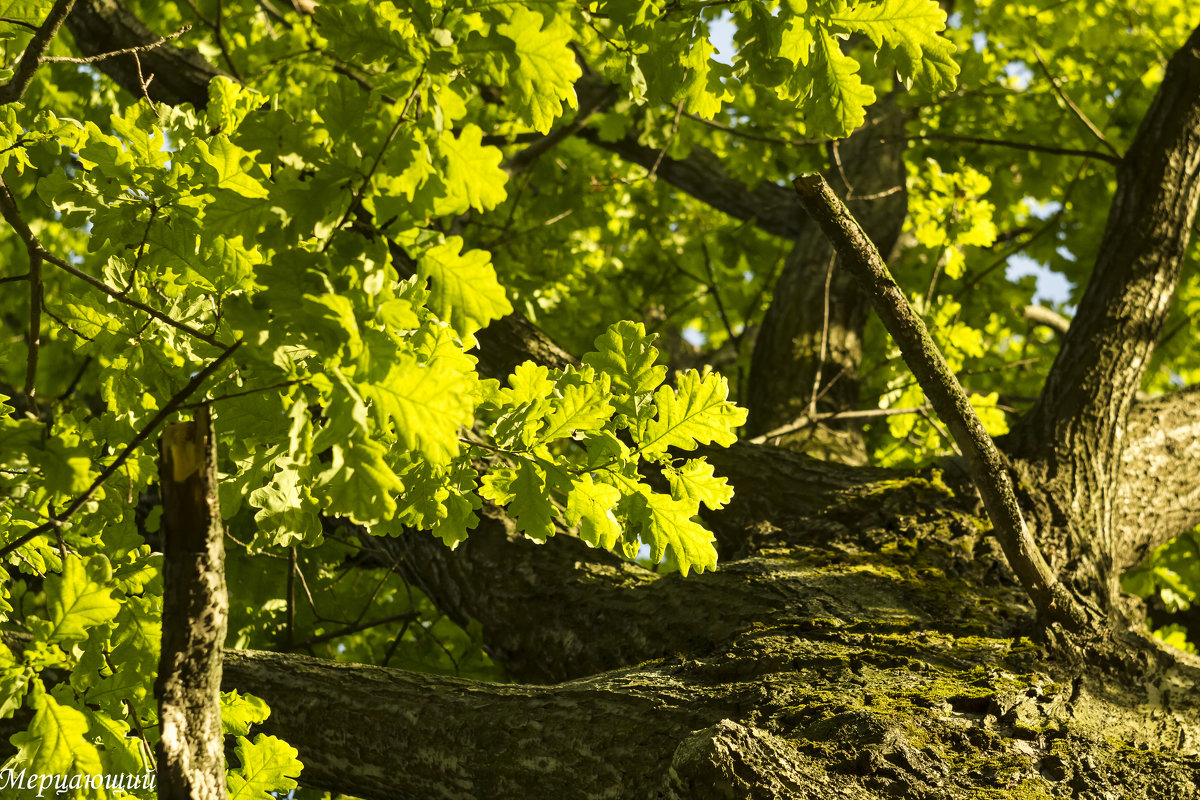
[2,0,1200,797]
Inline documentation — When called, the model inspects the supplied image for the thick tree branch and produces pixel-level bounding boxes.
[576,127,808,241]
[1013,25,1200,568]
[371,505,784,682]
[219,647,733,800]
[215,611,1200,799]
[0,0,76,105]
[792,172,1088,631]
[1114,386,1200,573]
[1023,304,1071,335]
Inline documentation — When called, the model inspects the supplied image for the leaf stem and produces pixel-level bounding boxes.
[325,71,426,249]
[1030,45,1121,159]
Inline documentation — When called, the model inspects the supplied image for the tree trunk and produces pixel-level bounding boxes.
[156,406,228,800]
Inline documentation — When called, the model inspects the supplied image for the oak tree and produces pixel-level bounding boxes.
[2,0,1200,797]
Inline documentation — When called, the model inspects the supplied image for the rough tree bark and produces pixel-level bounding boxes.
[155,405,228,800]
[43,4,1200,798]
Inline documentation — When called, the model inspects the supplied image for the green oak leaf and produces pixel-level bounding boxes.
[0,639,30,719]
[666,459,734,511]
[833,0,959,91]
[432,486,481,548]
[8,683,105,781]
[435,124,507,212]
[626,489,717,576]
[249,466,322,548]
[497,7,582,133]
[207,76,269,134]
[566,474,623,549]
[637,370,747,456]
[42,555,120,645]
[537,376,615,444]
[0,1,54,25]
[678,37,734,119]
[417,236,514,340]
[582,321,667,399]
[481,460,555,541]
[361,353,475,465]
[80,705,147,775]
[316,436,405,525]
[221,690,272,736]
[807,28,876,136]
[227,734,303,800]
[191,135,270,199]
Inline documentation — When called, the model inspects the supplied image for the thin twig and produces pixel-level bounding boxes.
[131,52,157,113]
[286,547,297,647]
[699,241,737,344]
[46,250,223,346]
[281,612,418,651]
[23,250,42,414]
[918,407,962,456]
[43,25,191,63]
[1157,316,1190,350]
[809,252,836,418]
[102,652,157,770]
[748,404,931,444]
[0,172,220,346]
[682,111,826,146]
[908,132,1120,164]
[212,0,244,81]
[58,356,91,399]
[682,105,1102,167]
[1030,45,1121,159]
[647,99,685,181]
[182,379,304,408]
[179,0,240,78]
[0,0,77,105]
[293,557,320,614]
[0,16,40,32]
[326,73,425,248]
[830,140,854,197]
[40,296,93,342]
[0,343,242,560]
[352,566,396,626]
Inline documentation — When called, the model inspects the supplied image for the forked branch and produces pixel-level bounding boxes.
[792,173,1089,632]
